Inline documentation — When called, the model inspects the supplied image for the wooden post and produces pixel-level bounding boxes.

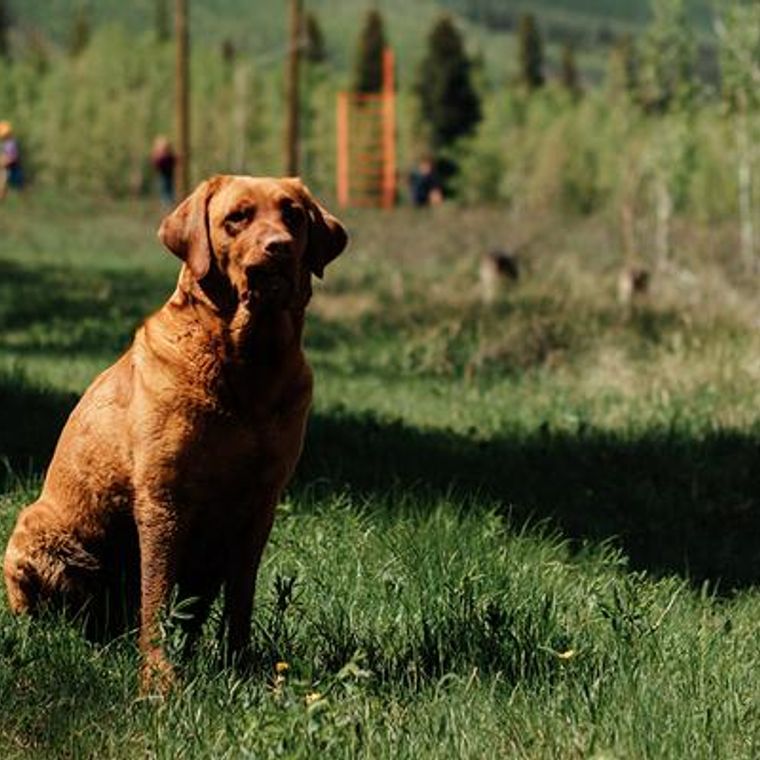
[336,92,349,207]
[174,0,190,199]
[285,0,302,176]
[381,47,396,209]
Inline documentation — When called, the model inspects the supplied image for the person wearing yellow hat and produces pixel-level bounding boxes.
[1,120,24,199]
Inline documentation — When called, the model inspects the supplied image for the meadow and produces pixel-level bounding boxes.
[0,191,758,757]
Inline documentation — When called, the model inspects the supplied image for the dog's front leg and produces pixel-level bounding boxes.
[221,496,277,667]
[135,498,182,695]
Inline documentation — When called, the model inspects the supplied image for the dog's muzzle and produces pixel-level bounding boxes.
[244,265,294,310]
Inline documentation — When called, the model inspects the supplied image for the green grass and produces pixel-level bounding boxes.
[0,193,759,757]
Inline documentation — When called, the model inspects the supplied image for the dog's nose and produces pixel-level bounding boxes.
[263,236,293,259]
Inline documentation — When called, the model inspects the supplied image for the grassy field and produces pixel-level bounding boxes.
[0,191,759,757]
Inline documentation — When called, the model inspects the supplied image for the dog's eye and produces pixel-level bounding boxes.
[224,206,255,228]
[281,202,304,229]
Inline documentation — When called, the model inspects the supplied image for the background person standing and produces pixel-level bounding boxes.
[150,135,177,205]
[0,121,24,199]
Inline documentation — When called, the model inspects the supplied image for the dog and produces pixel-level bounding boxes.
[479,249,520,304]
[617,265,650,307]
[3,175,348,691]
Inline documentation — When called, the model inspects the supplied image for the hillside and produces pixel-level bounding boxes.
[9,0,716,86]
[442,0,714,31]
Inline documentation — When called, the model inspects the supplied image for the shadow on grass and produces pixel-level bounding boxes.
[1,369,758,591]
[298,410,760,591]
[0,369,77,487]
[0,258,170,356]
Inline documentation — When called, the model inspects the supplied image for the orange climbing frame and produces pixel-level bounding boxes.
[337,48,396,209]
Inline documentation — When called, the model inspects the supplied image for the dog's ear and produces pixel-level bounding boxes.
[288,178,348,279]
[158,176,225,280]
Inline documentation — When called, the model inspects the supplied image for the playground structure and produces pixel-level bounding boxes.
[336,48,397,209]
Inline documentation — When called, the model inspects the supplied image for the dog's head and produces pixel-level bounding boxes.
[158,175,348,311]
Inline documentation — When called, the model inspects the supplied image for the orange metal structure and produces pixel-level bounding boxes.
[336,48,396,209]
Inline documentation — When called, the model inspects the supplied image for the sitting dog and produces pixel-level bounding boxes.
[3,176,348,691]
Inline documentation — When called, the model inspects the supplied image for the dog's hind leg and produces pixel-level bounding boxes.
[4,500,100,618]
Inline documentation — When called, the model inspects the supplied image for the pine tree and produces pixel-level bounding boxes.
[415,15,482,151]
[518,14,544,90]
[221,38,236,66]
[155,0,170,44]
[353,9,386,93]
[68,4,91,58]
[560,44,581,97]
[0,0,11,59]
[304,11,326,64]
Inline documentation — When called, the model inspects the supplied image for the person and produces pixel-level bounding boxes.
[408,156,443,207]
[0,121,24,199]
[150,135,177,205]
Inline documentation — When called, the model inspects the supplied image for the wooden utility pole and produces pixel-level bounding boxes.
[285,0,302,176]
[175,0,190,199]
[381,48,396,210]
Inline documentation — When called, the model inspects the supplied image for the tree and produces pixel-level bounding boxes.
[637,0,697,267]
[155,0,170,44]
[638,0,695,113]
[221,38,236,67]
[353,9,386,93]
[560,44,581,97]
[415,15,482,152]
[0,0,10,60]
[304,11,326,64]
[716,1,760,272]
[606,33,639,100]
[68,4,91,58]
[518,13,544,90]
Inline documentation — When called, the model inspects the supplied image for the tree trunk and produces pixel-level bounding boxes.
[736,108,756,274]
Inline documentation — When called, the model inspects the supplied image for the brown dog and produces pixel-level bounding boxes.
[3,175,348,690]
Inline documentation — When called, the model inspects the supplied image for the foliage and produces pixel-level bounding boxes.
[304,11,327,65]
[0,25,346,197]
[353,9,386,94]
[717,1,760,111]
[606,32,638,101]
[638,0,696,113]
[154,0,170,45]
[0,0,756,247]
[0,0,9,60]
[560,43,580,96]
[414,14,481,153]
[67,4,92,58]
[518,13,545,90]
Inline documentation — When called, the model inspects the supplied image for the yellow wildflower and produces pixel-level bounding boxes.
[305,692,322,706]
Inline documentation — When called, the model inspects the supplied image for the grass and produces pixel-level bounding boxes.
[0,191,759,757]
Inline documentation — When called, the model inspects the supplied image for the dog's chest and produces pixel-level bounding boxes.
[175,384,310,501]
